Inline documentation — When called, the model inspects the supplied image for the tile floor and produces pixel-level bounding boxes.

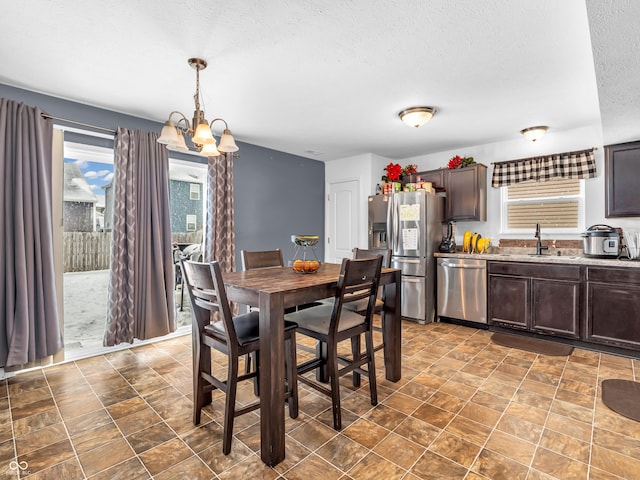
[2,320,640,479]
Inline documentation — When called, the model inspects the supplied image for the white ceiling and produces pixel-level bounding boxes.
[0,1,637,161]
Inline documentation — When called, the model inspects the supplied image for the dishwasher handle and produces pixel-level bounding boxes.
[440,263,486,270]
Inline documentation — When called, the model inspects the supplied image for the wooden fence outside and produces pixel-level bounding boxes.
[63,231,202,272]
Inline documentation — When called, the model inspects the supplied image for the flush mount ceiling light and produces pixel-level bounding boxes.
[157,58,238,156]
[398,107,436,128]
[520,126,549,142]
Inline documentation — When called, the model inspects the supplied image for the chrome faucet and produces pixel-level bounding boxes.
[535,223,548,255]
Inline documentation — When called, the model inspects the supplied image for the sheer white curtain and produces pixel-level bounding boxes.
[104,128,175,346]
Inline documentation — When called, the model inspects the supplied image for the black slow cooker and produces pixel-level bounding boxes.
[582,224,620,258]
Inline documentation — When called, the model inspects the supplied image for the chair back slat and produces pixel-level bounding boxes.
[180,259,240,347]
[352,248,390,300]
[331,256,382,331]
[241,249,284,270]
[353,248,391,267]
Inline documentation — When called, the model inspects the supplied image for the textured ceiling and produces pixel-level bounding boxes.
[586,0,640,145]
[0,1,633,161]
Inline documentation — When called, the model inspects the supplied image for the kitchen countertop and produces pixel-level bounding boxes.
[435,251,640,268]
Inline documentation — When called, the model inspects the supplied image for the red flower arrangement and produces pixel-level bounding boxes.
[447,155,475,169]
[382,163,418,182]
[402,164,417,176]
[382,163,403,182]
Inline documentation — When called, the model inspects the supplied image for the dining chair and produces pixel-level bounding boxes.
[174,243,204,311]
[347,248,392,352]
[180,259,299,454]
[241,248,320,314]
[284,255,383,430]
[241,249,284,270]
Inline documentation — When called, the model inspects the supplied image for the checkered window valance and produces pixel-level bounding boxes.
[491,148,597,188]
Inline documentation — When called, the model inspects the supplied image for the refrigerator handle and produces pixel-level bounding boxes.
[387,194,396,252]
[394,194,400,250]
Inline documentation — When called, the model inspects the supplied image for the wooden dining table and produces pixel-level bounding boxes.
[221,262,402,466]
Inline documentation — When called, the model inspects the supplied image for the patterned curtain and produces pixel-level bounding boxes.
[204,152,235,272]
[104,128,176,346]
[491,148,597,188]
[0,99,62,367]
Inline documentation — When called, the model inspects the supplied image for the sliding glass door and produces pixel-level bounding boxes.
[55,134,205,360]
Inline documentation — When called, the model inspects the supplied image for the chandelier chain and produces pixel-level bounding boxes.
[194,64,201,113]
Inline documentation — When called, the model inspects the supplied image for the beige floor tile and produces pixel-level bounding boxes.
[484,430,536,465]
[428,431,481,468]
[373,432,426,469]
[532,447,589,479]
[4,321,640,479]
[411,450,469,479]
[471,448,529,480]
[285,453,344,480]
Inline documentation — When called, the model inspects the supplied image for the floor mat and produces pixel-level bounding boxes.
[491,332,574,356]
[602,379,640,422]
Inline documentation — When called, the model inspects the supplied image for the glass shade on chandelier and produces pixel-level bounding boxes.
[157,58,239,156]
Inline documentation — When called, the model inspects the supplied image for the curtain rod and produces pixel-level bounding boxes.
[41,113,116,134]
[490,147,598,165]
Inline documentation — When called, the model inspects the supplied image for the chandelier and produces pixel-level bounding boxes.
[157,58,238,156]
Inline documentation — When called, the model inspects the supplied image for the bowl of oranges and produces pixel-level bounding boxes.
[292,259,321,273]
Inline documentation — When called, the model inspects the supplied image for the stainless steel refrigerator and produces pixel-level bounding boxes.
[368,192,444,324]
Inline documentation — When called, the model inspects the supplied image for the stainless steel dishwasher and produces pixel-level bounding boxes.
[437,257,487,324]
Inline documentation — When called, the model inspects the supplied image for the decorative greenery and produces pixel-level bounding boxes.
[402,164,417,176]
[447,155,475,169]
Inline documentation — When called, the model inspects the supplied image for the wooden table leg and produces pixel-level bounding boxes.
[382,269,402,381]
[258,291,286,466]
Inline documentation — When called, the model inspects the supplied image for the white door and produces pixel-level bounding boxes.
[327,179,359,263]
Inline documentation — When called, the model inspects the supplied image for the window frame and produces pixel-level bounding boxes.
[186,214,197,232]
[189,183,200,201]
[500,178,586,235]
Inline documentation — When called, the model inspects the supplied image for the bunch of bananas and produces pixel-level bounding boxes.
[463,231,490,253]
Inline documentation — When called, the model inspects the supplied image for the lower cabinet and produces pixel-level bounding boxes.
[488,262,581,339]
[585,267,640,349]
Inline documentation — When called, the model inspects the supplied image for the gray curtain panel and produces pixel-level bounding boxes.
[104,128,176,346]
[204,152,236,273]
[0,99,63,367]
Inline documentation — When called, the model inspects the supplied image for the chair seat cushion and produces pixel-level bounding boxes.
[206,311,298,346]
[284,304,366,336]
[343,298,383,313]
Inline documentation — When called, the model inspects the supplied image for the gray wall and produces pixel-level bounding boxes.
[234,142,325,265]
[0,83,325,269]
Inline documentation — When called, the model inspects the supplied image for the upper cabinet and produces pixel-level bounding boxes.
[605,141,640,217]
[411,164,487,221]
[418,169,445,190]
[445,164,487,221]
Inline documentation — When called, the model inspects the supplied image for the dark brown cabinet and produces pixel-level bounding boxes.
[488,262,581,339]
[585,267,640,349]
[411,164,487,221]
[445,164,487,221]
[605,141,640,217]
[419,169,445,190]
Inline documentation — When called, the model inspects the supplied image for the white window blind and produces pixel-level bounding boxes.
[504,178,583,230]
